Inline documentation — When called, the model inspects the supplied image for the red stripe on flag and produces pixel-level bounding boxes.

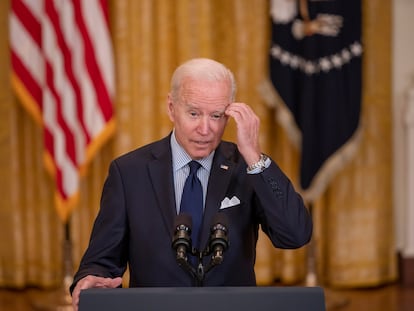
[44,126,55,167]
[73,0,113,122]
[45,61,77,166]
[11,0,42,44]
[98,0,110,26]
[11,51,43,107]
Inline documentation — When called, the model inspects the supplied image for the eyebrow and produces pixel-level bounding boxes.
[183,102,227,114]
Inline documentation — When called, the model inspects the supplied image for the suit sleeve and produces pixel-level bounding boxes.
[70,160,129,293]
[249,160,313,249]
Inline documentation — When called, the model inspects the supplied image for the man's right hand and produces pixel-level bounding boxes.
[71,275,123,311]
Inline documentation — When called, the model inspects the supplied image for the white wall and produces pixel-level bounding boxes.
[392,0,414,256]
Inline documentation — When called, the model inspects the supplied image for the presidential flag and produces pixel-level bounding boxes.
[9,0,115,222]
[262,0,362,202]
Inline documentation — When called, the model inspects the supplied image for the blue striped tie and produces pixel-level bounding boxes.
[180,161,203,251]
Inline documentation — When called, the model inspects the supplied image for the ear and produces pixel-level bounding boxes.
[167,93,175,122]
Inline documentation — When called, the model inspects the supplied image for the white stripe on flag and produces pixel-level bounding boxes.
[82,0,115,98]
[43,89,78,196]
[9,14,45,86]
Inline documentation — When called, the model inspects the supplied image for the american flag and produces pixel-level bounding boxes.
[9,0,115,222]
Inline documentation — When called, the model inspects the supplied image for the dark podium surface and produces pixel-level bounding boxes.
[79,286,326,311]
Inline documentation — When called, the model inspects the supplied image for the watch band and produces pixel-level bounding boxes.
[246,154,269,173]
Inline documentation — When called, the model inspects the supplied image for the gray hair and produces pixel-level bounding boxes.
[170,58,236,103]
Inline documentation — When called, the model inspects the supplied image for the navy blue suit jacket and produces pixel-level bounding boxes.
[71,134,312,290]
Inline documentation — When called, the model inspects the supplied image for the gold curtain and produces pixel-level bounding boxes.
[0,0,396,289]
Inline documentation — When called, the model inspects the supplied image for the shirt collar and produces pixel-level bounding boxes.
[170,129,215,172]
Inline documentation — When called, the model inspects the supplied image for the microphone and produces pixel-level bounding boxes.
[208,213,229,265]
[172,214,192,264]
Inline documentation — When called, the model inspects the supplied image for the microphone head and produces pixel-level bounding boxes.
[174,213,192,231]
[208,213,229,261]
[210,213,228,231]
[172,214,192,252]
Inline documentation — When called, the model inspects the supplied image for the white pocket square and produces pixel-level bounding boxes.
[220,196,241,209]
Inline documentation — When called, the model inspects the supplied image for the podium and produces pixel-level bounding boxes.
[79,286,326,311]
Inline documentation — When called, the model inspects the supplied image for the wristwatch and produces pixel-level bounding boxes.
[246,154,269,173]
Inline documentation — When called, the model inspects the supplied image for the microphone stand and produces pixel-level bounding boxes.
[175,248,201,286]
[175,246,224,287]
[203,247,224,274]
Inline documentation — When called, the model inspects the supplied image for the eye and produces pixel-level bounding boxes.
[210,113,223,120]
[189,111,199,118]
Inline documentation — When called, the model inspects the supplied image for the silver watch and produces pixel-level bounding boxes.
[247,154,268,173]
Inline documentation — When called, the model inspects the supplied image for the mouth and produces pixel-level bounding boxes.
[193,140,210,146]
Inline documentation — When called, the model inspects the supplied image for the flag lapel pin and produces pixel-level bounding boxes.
[220,164,229,170]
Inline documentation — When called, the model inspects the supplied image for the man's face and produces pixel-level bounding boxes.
[167,79,231,159]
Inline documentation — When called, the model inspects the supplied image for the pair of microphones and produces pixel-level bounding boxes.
[171,213,229,285]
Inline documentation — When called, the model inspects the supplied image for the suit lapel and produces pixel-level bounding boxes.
[148,136,177,239]
[199,143,237,249]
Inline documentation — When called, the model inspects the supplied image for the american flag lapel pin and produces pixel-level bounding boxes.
[220,164,229,170]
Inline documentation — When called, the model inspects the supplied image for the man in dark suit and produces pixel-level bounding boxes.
[70,58,312,311]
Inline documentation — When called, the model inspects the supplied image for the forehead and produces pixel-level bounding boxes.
[179,79,232,106]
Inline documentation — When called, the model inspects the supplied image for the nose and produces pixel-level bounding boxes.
[197,116,210,135]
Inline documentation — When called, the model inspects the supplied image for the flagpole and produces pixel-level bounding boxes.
[61,220,74,306]
[46,220,74,310]
[305,202,318,287]
[304,202,349,310]
[31,221,73,310]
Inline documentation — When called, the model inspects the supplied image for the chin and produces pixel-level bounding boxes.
[191,153,209,160]
[190,150,212,160]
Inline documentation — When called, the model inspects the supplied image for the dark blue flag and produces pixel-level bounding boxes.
[263,0,362,202]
